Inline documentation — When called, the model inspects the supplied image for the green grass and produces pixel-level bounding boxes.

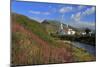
[12,14,60,47]
[11,13,96,65]
[12,13,72,65]
[72,45,95,62]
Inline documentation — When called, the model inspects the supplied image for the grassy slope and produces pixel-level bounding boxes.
[72,45,95,62]
[42,20,96,62]
[11,13,73,65]
[11,13,95,65]
[12,14,51,43]
[42,20,61,33]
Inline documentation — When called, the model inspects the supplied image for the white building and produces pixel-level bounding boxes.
[58,23,76,35]
[81,32,86,35]
[66,28,76,35]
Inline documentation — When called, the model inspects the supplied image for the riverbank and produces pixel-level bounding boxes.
[72,45,95,62]
[60,40,96,62]
[72,42,96,56]
[55,35,95,46]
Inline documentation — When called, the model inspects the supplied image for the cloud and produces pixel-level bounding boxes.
[30,11,41,14]
[83,7,95,15]
[69,21,95,30]
[42,12,50,15]
[59,6,73,13]
[71,12,82,22]
[48,5,52,8]
[78,5,85,10]
[79,21,95,26]
[78,22,95,30]
[30,10,50,15]
[71,7,95,22]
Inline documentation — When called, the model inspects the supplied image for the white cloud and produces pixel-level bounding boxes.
[69,21,95,30]
[29,10,50,15]
[78,22,95,30]
[71,6,95,22]
[78,5,85,10]
[59,6,73,13]
[30,16,43,22]
[42,12,50,15]
[30,10,41,14]
[79,21,95,26]
[71,12,82,22]
[48,5,52,8]
[83,7,95,15]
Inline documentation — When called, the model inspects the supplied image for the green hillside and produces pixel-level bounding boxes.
[11,13,73,65]
[12,14,54,43]
[11,13,95,65]
[42,20,60,34]
[41,20,80,34]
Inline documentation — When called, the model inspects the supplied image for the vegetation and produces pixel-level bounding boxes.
[11,13,96,65]
[12,13,72,65]
[85,28,91,34]
[50,34,95,46]
[72,45,95,62]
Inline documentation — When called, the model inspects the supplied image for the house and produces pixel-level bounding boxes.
[81,31,93,36]
[81,32,86,35]
[58,23,76,35]
[66,28,76,35]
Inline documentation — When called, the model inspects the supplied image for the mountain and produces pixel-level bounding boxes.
[11,13,72,65]
[12,13,95,65]
[41,20,80,34]
[41,20,60,33]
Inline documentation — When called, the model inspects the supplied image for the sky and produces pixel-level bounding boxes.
[11,1,96,30]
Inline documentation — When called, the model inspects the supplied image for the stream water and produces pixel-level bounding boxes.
[72,42,96,56]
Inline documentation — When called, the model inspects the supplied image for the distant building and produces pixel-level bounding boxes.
[81,32,86,35]
[89,31,93,36]
[58,23,76,35]
[65,28,76,35]
[81,31,94,36]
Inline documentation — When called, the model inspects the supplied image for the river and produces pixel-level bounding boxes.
[72,42,96,56]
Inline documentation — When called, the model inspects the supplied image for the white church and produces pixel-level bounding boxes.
[58,23,76,35]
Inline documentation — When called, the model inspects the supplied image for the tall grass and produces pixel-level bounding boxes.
[13,14,59,47]
[11,13,95,65]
